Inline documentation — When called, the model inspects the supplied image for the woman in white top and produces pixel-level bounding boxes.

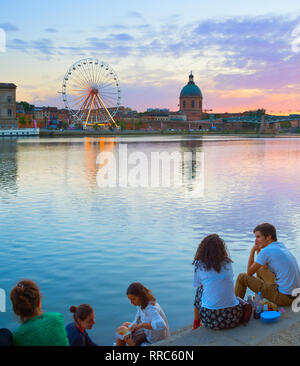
[116,282,169,346]
[193,234,243,330]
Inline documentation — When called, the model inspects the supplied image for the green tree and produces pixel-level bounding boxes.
[62,121,68,130]
[26,116,32,126]
[136,119,143,129]
[18,116,26,125]
[280,121,292,128]
[18,101,35,112]
[247,109,266,118]
[119,119,126,131]
[256,109,266,116]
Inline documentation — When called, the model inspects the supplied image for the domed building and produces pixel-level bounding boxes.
[179,72,203,121]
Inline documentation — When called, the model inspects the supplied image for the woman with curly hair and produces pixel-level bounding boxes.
[10,279,69,346]
[116,282,169,346]
[193,234,243,330]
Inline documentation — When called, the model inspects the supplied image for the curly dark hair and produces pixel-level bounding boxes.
[10,279,42,322]
[193,234,233,273]
[126,282,156,310]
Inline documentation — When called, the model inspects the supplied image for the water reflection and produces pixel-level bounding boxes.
[1,136,300,344]
[0,139,18,195]
[84,137,118,186]
[180,140,203,189]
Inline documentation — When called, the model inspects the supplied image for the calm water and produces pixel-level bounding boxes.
[1,136,300,345]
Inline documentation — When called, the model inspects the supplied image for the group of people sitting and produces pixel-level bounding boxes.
[0,280,169,347]
[192,223,300,330]
[1,222,299,346]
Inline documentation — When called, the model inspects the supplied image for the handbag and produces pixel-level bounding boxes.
[237,297,252,325]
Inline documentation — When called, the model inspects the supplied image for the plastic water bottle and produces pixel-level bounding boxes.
[257,292,263,312]
[253,295,258,319]
[254,292,263,319]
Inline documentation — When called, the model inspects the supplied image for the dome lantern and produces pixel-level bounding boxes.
[188,71,194,84]
[180,73,202,98]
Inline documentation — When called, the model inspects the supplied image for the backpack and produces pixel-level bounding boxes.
[237,297,252,325]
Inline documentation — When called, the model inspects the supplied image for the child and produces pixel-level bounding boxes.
[66,304,98,346]
[116,282,169,346]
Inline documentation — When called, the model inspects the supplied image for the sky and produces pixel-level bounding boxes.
[1,0,300,113]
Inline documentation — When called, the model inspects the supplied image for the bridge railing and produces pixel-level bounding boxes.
[223,116,300,124]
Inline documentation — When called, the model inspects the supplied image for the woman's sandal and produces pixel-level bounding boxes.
[193,319,201,330]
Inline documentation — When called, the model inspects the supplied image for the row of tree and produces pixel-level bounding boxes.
[17,101,35,126]
[17,101,35,112]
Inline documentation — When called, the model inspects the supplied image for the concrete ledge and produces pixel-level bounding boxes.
[152,307,300,346]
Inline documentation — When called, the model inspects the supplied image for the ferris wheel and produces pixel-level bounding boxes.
[62,58,121,128]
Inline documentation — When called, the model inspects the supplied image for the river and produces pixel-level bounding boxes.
[1,136,300,345]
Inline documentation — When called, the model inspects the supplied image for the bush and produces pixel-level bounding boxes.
[280,121,292,128]
[119,120,126,130]
[18,116,26,125]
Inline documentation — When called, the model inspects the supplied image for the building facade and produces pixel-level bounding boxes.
[33,106,58,127]
[0,83,17,129]
[34,106,58,121]
[179,73,203,121]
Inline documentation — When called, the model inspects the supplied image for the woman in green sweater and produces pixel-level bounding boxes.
[10,279,69,346]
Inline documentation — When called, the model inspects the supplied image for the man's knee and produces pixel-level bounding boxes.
[236,272,248,284]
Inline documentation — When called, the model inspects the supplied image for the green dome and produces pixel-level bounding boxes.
[180,73,202,98]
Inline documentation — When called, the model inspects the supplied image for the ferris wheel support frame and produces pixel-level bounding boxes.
[96,93,118,128]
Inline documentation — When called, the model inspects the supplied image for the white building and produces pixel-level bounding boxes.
[0,83,17,129]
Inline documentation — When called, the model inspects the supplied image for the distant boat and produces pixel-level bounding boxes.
[0,128,39,137]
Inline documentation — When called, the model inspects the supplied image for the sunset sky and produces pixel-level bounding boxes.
[1,0,300,114]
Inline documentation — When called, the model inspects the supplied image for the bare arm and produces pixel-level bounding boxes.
[247,244,262,276]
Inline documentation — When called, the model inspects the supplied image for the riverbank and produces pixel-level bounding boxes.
[39,129,300,138]
[152,306,300,346]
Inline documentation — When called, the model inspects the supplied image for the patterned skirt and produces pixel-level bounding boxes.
[194,286,243,330]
